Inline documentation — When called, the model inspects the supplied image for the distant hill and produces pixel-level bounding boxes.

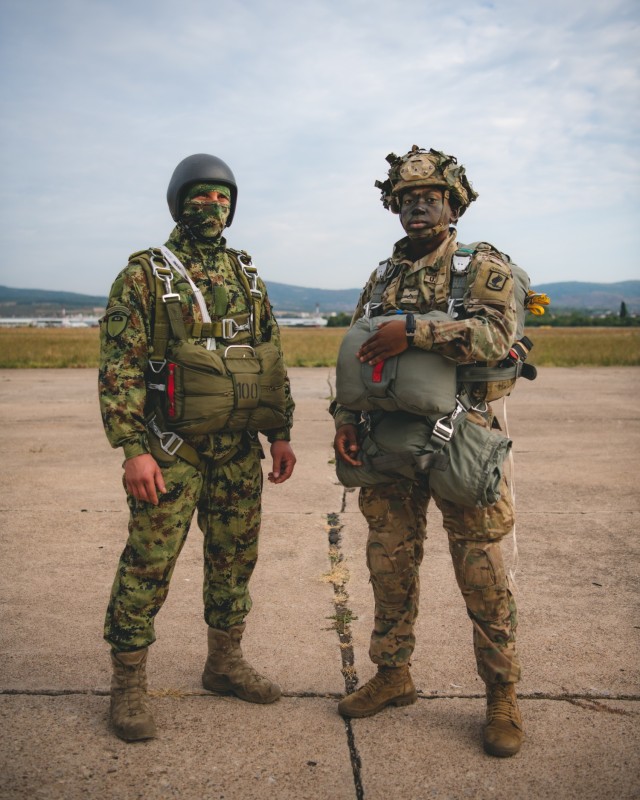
[533,281,640,313]
[0,285,108,317]
[1,279,639,316]
[265,282,361,313]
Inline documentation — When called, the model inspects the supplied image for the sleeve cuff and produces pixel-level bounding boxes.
[413,318,435,350]
[266,428,291,443]
[332,407,360,431]
[122,439,150,460]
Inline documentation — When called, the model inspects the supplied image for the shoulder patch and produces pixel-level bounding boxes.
[105,305,131,338]
[467,257,513,308]
[486,270,508,292]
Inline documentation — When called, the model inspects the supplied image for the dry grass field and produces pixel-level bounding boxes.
[0,325,639,368]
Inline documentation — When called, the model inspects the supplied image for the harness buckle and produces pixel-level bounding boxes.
[447,298,463,318]
[241,262,262,299]
[432,399,468,443]
[147,415,183,456]
[451,253,471,273]
[222,317,252,340]
[148,360,166,374]
[432,417,455,442]
[162,291,181,302]
[363,302,383,318]
[159,431,183,456]
[151,261,179,302]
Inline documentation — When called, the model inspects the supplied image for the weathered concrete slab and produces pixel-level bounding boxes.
[1,509,344,697]
[0,695,355,800]
[1,366,639,800]
[353,698,639,800]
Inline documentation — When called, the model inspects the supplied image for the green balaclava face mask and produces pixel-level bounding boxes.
[180,182,232,240]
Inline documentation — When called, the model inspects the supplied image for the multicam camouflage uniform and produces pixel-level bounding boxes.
[333,231,521,685]
[100,224,294,652]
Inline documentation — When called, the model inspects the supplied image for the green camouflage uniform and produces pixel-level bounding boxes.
[100,225,294,652]
[333,231,521,685]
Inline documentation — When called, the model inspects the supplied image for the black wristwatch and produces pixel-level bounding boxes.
[405,313,416,346]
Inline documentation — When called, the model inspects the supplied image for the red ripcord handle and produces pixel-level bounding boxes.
[167,363,177,418]
[371,361,385,383]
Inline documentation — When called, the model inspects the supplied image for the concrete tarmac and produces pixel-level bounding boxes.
[0,366,638,800]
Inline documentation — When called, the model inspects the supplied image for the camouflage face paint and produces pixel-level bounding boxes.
[181,183,232,240]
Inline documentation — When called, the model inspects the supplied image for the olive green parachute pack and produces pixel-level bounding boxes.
[335,408,512,508]
[334,242,549,506]
[132,246,288,469]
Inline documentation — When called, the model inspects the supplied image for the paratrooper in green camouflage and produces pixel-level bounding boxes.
[99,154,296,742]
[333,146,524,758]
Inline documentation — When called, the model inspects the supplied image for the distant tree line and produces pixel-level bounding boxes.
[326,312,353,327]
[526,303,639,327]
[326,306,639,328]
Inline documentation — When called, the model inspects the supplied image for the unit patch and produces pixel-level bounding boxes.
[400,288,420,305]
[486,270,508,292]
[105,305,131,338]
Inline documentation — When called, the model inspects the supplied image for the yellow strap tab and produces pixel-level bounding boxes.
[525,290,550,316]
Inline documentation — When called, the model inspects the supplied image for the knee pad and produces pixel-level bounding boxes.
[366,538,414,607]
[450,541,509,622]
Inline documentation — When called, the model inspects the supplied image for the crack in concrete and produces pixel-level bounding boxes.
[2,689,638,702]
[325,496,364,800]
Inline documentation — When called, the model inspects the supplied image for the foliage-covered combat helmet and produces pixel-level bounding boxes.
[375,145,478,216]
[167,154,238,225]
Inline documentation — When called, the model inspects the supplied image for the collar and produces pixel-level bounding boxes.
[391,231,458,275]
[165,225,228,278]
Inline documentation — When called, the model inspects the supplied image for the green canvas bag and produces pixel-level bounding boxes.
[335,411,511,508]
[335,310,457,415]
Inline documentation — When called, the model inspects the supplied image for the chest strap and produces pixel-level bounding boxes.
[228,250,263,341]
[363,259,401,318]
[447,247,473,318]
[146,248,255,364]
[146,413,241,472]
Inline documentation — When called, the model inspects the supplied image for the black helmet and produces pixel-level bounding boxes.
[167,153,238,225]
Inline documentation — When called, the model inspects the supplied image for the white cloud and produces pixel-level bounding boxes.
[0,0,638,295]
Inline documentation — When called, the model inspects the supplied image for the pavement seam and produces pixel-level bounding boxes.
[325,501,365,800]
[2,689,639,701]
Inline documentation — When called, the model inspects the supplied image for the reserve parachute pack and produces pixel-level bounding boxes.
[336,309,457,416]
[336,404,512,508]
[335,241,548,413]
[133,246,288,466]
[334,242,549,503]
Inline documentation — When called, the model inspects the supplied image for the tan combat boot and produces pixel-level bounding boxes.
[109,649,156,741]
[338,665,418,718]
[202,624,281,704]
[483,682,524,757]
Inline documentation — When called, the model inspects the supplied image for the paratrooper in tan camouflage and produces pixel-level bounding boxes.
[99,154,296,742]
[332,146,524,757]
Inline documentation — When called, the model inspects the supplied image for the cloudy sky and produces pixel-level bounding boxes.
[0,0,638,297]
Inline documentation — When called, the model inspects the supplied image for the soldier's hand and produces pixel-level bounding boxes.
[357,319,408,365]
[124,454,166,505]
[268,440,296,484]
[334,424,362,466]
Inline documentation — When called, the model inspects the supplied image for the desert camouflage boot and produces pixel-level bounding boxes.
[109,649,156,741]
[483,682,524,757]
[338,665,417,718]
[202,624,281,704]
